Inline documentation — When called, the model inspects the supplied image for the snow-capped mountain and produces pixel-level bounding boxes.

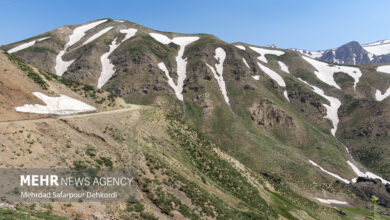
[295,39,390,65]
[1,18,390,219]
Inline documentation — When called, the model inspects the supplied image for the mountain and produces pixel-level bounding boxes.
[320,41,371,65]
[1,18,390,219]
[296,39,390,65]
[0,50,346,219]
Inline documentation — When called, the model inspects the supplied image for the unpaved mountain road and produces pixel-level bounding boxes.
[0,105,144,125]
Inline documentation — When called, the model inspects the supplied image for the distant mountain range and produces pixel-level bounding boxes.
[295,39,390,64]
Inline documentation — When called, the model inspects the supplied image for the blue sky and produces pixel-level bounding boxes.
[1,0,389,50]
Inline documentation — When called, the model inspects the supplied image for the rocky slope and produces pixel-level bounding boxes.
[1,18,390,219]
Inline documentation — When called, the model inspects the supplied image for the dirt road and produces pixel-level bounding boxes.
[0,105,143,125]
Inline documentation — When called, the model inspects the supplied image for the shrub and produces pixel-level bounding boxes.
[100,156,113,167]
[73,160,88,169]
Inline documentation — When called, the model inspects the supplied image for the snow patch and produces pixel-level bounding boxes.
[316,198,349,206]
[347,161,390,185]
[114,20,125,23]
[15,92,96,115]
[157,62,184,101]
[235,45,245,50]
[294,49,324,59]
[278,61,289,73]
[368,53,375,61]
[252,75,260,80]
[55,50,75,77]
[375,65,390,101]
[375,88,390,101]
[299,79,341,136]
[302,56,362,90]
[309,160,350,184]
[242,58,250,69]
[8,37,51,54]
[377,65,390,74]
[149,33,172,44]
[283,90,290,102]
[363,41,390,56]
[257,63,286,87]
[149,33,199,101]
[249,46,285,63]
[83,27,113,45]
[55,19,108,76]
[206,47,230,105]
[66,19,107,48]
[97,28,138,88]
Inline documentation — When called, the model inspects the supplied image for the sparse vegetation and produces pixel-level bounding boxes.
[4,52,48,89]
[167,117,277,218]
[59,77,79,89]
[99,156,113,167]
[0,207,67,220]
[73,160,88,169]
[372,195,378,220]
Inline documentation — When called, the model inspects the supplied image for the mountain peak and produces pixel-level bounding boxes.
[343,40,361,47]
[318,40,370,65]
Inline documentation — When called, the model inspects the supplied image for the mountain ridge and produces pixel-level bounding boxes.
[295,39,390,65]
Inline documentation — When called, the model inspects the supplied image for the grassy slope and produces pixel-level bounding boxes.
[337,65,390,179]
